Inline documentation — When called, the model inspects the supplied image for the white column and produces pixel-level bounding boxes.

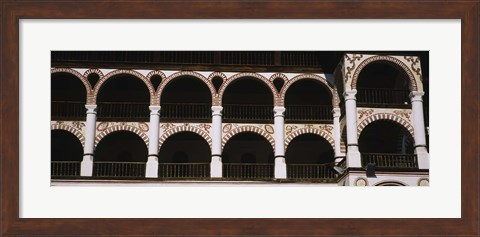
[146,106,161,178]
[210,106,223,178]
[274,106,287,179]
[332,108,344,165]
[81,104,97,176]
[410,91,430,169]
[344,90,362,168]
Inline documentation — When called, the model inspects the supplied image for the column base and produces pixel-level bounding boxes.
[210,156,223,178]
[346,146,362,168]
[274,157,287,179]
[80,155,94,176]
[415,146,430,169]
[145,156,159,178]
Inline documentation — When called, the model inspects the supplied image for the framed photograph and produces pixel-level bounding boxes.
[2,1,478,236]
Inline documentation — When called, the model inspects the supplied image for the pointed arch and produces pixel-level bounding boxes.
[351,55,418,92]
[92,69,155,104]
[51,123,85,148]
[222,125,275,150]
[284,128,335,151]
[218,72,278,105]
[159,125,212,150]
[95,125,149,148]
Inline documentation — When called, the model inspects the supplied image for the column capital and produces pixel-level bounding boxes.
[409,91,425,102]
[332,107,341,118]
[211,106,223,116]
[85,104,97,113]
[149,105,161,115]
[273,106,286,117]
[343,89,357,101]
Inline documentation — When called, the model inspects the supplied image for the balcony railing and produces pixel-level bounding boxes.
[356,88,410,108]
[51,161,81,177]
[285,105,333,123]
[93,162,146,178]
[223,104,273,122]
[287,164,337,179]
[361,153,418,169]
[158,163,210,179]
[223,163,274,179]
[161,103,211,121]
[51,101,85,120]
[97,102,150,120]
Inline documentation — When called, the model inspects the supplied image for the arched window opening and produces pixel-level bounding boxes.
[87,73,100,88]
[51,130,83,177]
[284,79,333,123]
[272,78,284,93]
[94,131,147,178]
[96,75,150,121]
[222,78,274,123]
[285,134,336,180]
[160,76,212,121]
[356,62,410,108]
[359,120,417,169]
[211,76,223,92]
[222,132,274,179]
[51,73,87,120]
[158,132,211,179]
[150,75,163,91]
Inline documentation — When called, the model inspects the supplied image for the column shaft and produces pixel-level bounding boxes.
[344,90,361,168]
[146,106,160,178]
[410,91,429,169]
[81,105,97,176]
[210,106,223,178]
[274,106,287,179]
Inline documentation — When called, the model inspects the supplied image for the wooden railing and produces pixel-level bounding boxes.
[356,88,410,107]
[285,105,333,123]
[223,163,274,179]
[51,161,81,177]
[93,162,146,178]
[158,163,210,179]
[51,101,85,119]
[223,104,273,122]
[287,164,337,179]
[361,153,418,169]
[97,102,150,120]
[161,103,211,121]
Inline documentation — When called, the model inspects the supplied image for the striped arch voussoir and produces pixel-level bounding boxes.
[222,126,275,150]
[279,74,337,107]
[218,72,278,105]
[51,68,93,103]
[51,124,85,148]
[156,71,216,105]
[357,113,414,138]
[158,126,212,149]
[95,125,149,148]
[284,128,335,151]
[351,55,418,91]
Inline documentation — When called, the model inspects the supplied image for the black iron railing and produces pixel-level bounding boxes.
[361,153,418,169]
[51,101,85,119]
[287,164,336,179]
[356,88,410,107]
[336,156,347,170]
[161,103,211,121]
[223,104,273,122]
[223,163,274,179]
[97,102,150,120]
[285,105,333,123]
[93,162,146,178]
[51,161,81,177]
[158,163,210,179]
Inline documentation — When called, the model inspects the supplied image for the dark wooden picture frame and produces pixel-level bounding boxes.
[1,1,478,236]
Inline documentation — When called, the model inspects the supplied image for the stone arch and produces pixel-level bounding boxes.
[269,73,289,82]
[95,125,149,148]
[208,71,228,82]
[51,68,93,103]
[146,70,167,93]
[218,72,278,105]
[374,180,408,186]
[92,69,156,105]
[51,123,85,148]
[351,55,418,92]
[156,71,216,106]
[159,125,212,150]
[357,113,414,138]
[279,74,338,107]
[222,125,275,150]
[284,128,335,151]
[83,68,104,79]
